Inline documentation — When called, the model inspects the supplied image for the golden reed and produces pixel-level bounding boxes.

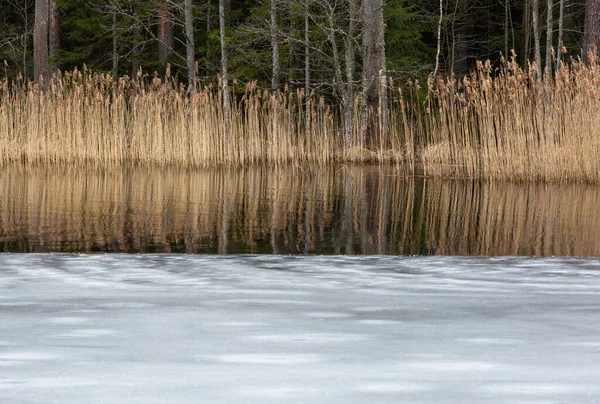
[422,53,600,182]
[0,68,412,168]
[1,54,600,181]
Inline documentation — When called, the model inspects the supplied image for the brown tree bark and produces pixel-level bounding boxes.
[157,3,174,63]
[556,0,565,72]
[271,0,280,93]
[360,0,387,150]
[49,0,60,69]
[532,0,542,85]
[131,0,142,77]
[34,0,49,82]
[584,0,600,62]
[219,0,231,139]
[304,7,310,141]
[545,0,553,88]
[185,0,196,95]
[343,0,357,148]
[523,0,531,63]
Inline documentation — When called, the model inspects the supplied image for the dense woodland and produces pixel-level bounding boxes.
[2,1,600,181]
[1,1,598,95]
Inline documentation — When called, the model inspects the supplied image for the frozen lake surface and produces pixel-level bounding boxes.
[2,254,600,403]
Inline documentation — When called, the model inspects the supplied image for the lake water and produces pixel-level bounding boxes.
[1,165,600,255]
[1,165,600,403]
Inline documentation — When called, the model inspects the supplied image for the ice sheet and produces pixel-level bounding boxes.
[1,254,600,403]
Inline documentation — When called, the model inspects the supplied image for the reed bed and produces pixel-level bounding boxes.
[0,69,412,168]
[423,54,600,182]
[2,55,600,181]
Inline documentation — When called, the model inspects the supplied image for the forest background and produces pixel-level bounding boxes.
[2,1,600,181]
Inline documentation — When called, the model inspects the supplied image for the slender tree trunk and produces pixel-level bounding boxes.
[343,0,357,148]
[34,0,49,82]
[532,0,542,85]
[584,0,600,62]
[523,0,531,63]
[433,0,443,78]
[505,0,509,59]
[323,2,349,147]
[271,0,280,93]
[23,6,30,77]
[49,0,60,70]
[271,0,280,142]
[545,0,553,88]
[206,0,212,75]
[112,9,118,77]
[219,0,231,139]
[360,0,387,150]
[157,3,174,63]
[556,0,565,72]
[185,0,196,95]
[131,1,141,77]
[326,6,344,104]
[304,7,310,141]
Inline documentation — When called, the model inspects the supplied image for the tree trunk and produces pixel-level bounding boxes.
[584,0,600,62]
[361,0,387,150]
[532,0,542,85]
[545,0,553,88]
[219,0,231,139]
[34,0,49,82]
[185,0,196,95]
[271,0,280,93]
[556,0,565,72]
[325,5,344,104]
[343,0,357,148]
[505,0,509,60]
[304,9,310,141]
[49,0,60,70]
[131,1,141,78]
[523,0,531,63]
[271,0,280,142]
[433,0,443,78]
[112,9,118,77]
[157,3,174,63]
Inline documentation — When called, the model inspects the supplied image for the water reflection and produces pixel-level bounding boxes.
[0,165,598,255]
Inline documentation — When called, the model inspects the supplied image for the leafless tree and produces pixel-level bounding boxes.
[584,0,600,62]
[34,0,49,82]
[556,0,565,72]
[271,0,280,93]
[184,0,196,94]
[157,2,175,62]
[5,0,35,76]
[433,0,443,78]
[220,0,231,138]
[360,0,387,150]
[49,0,60,69]
[545,0,553,89]
[532,0,542,85]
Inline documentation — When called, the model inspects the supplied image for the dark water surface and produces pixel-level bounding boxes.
[1,164,598,255]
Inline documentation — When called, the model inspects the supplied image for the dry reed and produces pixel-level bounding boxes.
[2,54,600,181]
[422,54,600,182]
[0,69,411,168]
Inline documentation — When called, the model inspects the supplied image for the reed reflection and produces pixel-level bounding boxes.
[0,165,598,256]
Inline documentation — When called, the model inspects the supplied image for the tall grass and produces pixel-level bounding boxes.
[0,69,412,168]
[423,54,600,182]
[2,54,600,181]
